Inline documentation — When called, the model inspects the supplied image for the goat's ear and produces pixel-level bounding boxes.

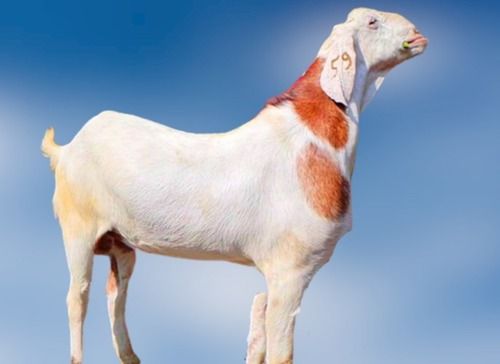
[320,28,357,106]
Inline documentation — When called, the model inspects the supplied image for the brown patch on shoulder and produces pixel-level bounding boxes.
[267,58,349,149]
[297,143,350,220]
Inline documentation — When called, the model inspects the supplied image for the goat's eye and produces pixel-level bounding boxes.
[368,17,378,29]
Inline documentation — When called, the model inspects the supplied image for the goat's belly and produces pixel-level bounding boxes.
[127,236,254,265]
[113,208,257,265]
[107,179,264,265]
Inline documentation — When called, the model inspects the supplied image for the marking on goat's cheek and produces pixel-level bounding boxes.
[297,144,350,220]
[268,58,349,149]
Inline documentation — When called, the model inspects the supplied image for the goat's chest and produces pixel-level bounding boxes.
[288,105,357,224]
[296,143,351,221]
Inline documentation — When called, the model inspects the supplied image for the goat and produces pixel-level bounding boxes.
[41,8,427,364]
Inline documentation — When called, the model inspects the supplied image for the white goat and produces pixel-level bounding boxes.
[42,8,427,364]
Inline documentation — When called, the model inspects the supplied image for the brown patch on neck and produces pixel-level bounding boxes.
[268,58,349,149]
[297,143,350,220]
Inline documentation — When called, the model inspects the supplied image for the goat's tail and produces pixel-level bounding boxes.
[41,127,61,171]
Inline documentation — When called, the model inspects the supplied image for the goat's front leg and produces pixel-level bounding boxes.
[246,292,268,364]
[264,269,312,364]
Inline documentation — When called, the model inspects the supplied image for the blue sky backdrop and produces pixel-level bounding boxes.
[1,0,499,363]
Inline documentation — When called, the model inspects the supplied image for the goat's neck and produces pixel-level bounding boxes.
[266,58,360,178]
[262,57,388,179]
[268,57,384,128]
[346,60,386,123]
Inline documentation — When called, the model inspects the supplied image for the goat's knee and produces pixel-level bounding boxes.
[66,279,91,364]
[67,280,90,315]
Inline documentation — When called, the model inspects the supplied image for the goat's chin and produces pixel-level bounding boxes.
[410,45,427,57]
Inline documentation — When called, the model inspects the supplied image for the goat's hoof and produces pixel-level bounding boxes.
[120,353,141,364]
[245,352,266,364]
[245,355,265,364]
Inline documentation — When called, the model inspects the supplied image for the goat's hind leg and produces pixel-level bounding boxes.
[63,232,95,364]
[95,232,140,364]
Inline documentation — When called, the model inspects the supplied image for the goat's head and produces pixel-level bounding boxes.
[318,8,428,107]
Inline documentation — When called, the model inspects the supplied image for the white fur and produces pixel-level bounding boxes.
[63,105,345,262]
[42,7,426,364]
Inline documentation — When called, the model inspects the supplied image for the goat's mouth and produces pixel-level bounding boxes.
[403,35,428,50]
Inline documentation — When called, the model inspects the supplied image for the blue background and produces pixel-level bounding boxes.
[1,0,499,363]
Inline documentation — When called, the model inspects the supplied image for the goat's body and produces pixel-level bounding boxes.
[56,106,352,267]
[44,62,358,364]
